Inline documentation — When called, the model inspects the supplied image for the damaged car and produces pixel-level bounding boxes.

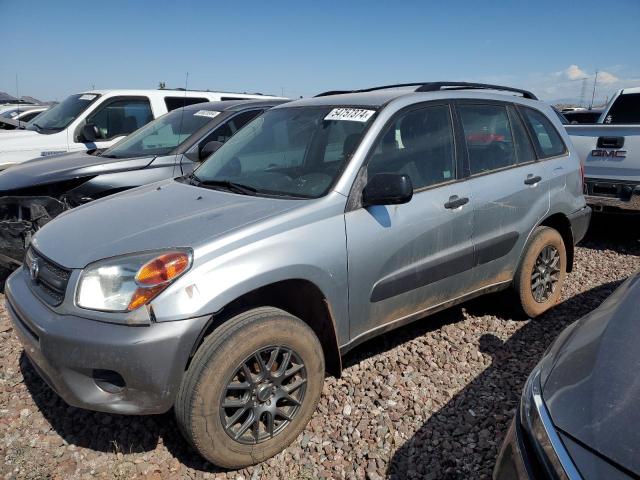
[6,82,589,468]
[0,99,287,273]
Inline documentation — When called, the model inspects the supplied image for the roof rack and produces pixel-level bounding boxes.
[157,87,270,96]
[315,82,538,100]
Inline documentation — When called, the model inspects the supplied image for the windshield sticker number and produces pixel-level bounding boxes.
[194,110,221,118]
[79,94,97,101]
[324,108,375,122]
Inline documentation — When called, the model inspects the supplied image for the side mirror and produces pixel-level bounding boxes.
[199,140,224,161]
[81,123,101,143]
[362,173,413,206]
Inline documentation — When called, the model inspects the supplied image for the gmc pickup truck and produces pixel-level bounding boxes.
[566,87,640,212]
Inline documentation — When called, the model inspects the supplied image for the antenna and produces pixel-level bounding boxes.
[589,70,599,109]
[175,72,189,164]
[15,74,23,128]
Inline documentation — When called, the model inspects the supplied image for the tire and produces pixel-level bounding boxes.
[514,226,567,318]
[175,307,325,469]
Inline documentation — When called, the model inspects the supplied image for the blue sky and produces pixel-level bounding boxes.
[2,0,639,105]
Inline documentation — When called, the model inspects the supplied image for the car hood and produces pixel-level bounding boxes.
[32,179,308,268]
[543,272,640,476]
[0,151,155,192]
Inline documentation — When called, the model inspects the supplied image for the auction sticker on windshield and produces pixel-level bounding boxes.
[325,108,375,122]
[79,94,97,101]
[194,110,220,118]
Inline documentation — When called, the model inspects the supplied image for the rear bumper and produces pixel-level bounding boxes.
[584,178,640,212]
[6,267,210,415]
[568,206,591,244]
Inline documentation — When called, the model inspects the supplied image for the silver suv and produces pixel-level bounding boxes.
[6,82,591,468]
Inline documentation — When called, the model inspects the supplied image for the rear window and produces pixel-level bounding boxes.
[605,93,640,124]
[164,97,208,111]
[520,107,566,158]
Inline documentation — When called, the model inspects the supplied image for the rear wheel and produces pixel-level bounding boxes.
[175,307,325,469]
[514,226,567,318]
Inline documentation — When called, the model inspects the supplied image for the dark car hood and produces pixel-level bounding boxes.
[0,151,155,192]
[543,273,640,475]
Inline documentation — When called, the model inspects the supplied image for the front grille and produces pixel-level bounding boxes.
[25,248,71,307]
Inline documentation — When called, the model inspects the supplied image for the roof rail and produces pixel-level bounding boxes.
[157,87,270,96]
[315,82,538,100]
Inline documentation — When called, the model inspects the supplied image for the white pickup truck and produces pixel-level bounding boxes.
[0,89,283,169]
[566,87,640,212]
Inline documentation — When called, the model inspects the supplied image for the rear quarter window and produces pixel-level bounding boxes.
[520,107,566,158]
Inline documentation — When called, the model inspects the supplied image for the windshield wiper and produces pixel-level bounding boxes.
[190,174,258,195]
[31,123,43,131]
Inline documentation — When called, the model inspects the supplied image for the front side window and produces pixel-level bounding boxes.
[101,106,214,159]
[459,104,517,174]
[194,106,375,198]
[367,105,456,190]
[27,93,100,133]
[521,107,566,158]
[200,110,264,145]
[86,98,153,141]
[605,93,640,124]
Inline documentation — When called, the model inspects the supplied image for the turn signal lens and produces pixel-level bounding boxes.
[135,252,190,286]
[126,252,191,311]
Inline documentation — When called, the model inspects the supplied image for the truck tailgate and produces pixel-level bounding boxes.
[566,124,640,182]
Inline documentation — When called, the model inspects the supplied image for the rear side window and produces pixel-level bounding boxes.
[605,93,640,124]
[164,97,208,111]
[367,105,456,190]
[521,107,566,158]
[507,106,536,164]
[458,104,517,175]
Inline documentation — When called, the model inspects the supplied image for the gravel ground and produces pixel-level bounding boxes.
[1,216,639,480]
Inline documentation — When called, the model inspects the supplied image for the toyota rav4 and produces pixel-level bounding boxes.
[6,82,590,468]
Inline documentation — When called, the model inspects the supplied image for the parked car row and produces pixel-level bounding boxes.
[0,80,636,476]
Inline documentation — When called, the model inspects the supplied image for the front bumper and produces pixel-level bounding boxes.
[6,267,210,415]
[584,178,640,212]
[494,417,534,480]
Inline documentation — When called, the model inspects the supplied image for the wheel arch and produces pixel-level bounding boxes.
[186,279,342,377]
[539,212,574,272]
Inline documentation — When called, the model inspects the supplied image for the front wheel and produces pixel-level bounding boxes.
[175,307,325,469]
[514,226,567,318]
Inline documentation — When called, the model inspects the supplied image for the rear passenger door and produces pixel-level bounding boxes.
[345,102,476,340]
[456,101,549,288]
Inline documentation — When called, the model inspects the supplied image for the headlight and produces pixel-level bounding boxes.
[520,366,581,479]
[77,250,192,312]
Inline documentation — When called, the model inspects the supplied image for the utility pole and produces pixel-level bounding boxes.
[589,70,599,109]
[579,78,588,108]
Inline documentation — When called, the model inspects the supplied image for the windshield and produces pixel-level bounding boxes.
[101,107,217,159]
[27,93,99,133]
[193,106,375,198]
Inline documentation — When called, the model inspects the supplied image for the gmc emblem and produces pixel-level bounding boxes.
[591,149,627,158]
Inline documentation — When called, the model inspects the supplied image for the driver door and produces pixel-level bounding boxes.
[345,103,476,341]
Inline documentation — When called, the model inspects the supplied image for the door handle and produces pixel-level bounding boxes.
[444,195,469,209]
[524,175,542,185]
